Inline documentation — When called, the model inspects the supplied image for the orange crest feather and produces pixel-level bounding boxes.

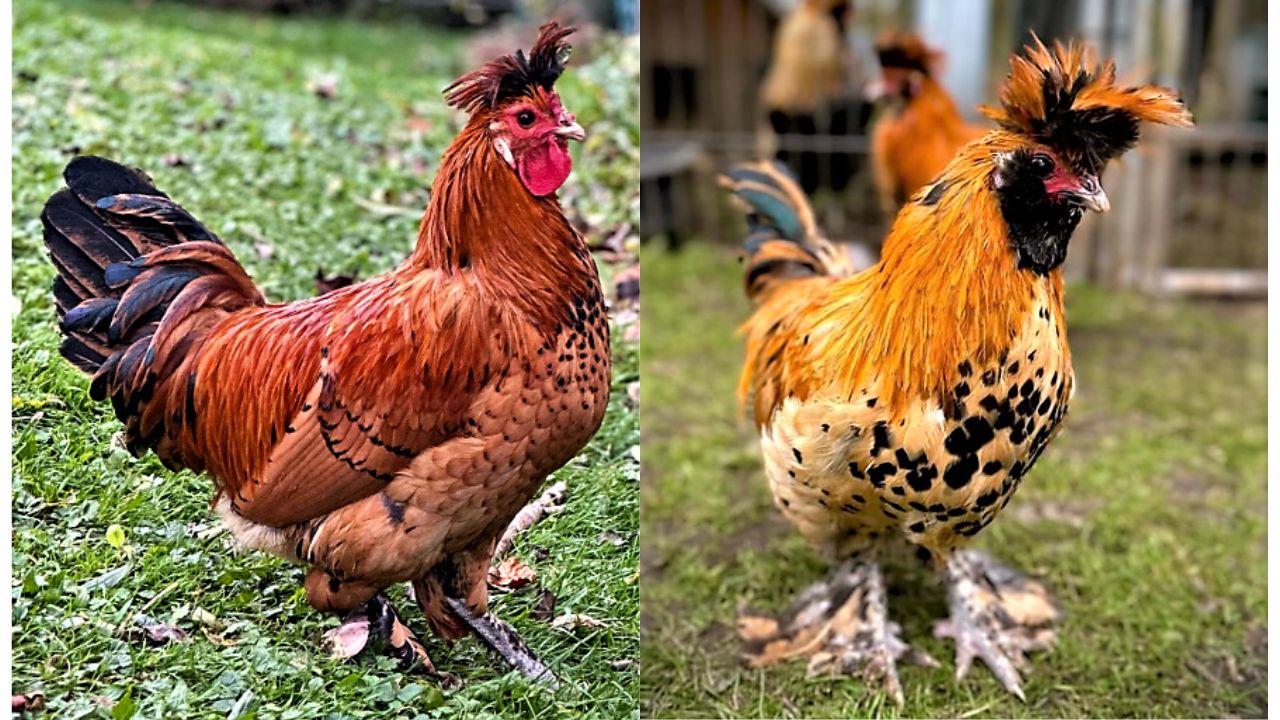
[981,34,1193,172]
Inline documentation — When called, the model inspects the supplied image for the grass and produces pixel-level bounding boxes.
[639,242,1266,718]
[12,1,639,718]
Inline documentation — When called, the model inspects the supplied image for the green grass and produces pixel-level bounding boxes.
[12,1,639,718]
[639,243,1266,718]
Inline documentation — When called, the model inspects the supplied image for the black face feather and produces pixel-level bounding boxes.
[993,149,1084,276]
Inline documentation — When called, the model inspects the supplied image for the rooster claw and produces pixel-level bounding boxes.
[325,593,455,682]
[445,597,559,689]
[738,558,934,707]
[936,550,1060,700]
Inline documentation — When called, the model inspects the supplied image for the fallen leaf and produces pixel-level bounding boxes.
[163,153,189,168]
[120,617,188,646]
[626,381,639,407]
[488,556,537,590]
[550,613,606,630]
[12,693,45,713]
[254,242,274,260]
[597,531,627,547]
[306,72,339,99]
[324,615,371,660]
[610,658,635,670]
[532,589,557,622]
[190,607,224,631]
[614,264,639,303]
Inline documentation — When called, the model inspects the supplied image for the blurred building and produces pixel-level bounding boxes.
[642,0,1266,296]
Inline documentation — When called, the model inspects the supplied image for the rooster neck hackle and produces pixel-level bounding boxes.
[807,149,1056,418]
[405,120,599,333]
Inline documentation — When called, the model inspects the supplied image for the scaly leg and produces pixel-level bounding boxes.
[934,549,1060,700]
[444,597,559,688]
[738,557,938,705]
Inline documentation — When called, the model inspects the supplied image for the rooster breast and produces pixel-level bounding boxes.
[759,284,1073,565]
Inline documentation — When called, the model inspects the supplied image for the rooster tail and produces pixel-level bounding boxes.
[719,160,850,303]
[42,156,263,455]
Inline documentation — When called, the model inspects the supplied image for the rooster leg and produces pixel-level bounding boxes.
[738,557,938,706]
[443,597,559,689]
[933,549,1061,700]
[324,592,458,684]
[363,593,453,680]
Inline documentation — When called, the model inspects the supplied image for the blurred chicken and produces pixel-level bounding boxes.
[760,0,855,194]
[869,30,986,217]
[42,23,608,678]
[723,37,1191,702]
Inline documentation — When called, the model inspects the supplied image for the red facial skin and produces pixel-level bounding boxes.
[1041,160,1086,197]
[500,93,577,197]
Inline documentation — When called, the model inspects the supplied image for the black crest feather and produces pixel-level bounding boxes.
[444,22,574,113]
[981,34,1193,173]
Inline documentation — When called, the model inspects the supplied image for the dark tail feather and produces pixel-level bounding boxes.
[41,156,262,457]
[719,160,851,302]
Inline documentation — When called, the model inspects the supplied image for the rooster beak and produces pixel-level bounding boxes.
[554,122,586,142]
[1072,175,1110,213]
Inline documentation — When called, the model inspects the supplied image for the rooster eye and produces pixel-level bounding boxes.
[1030,154,1053,177]
[516,110,535,127]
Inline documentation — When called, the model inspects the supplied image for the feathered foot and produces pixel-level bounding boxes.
[324,593,457,685]
[444,597,559,688]
[738,558,938,706]
[934,549,1061,700]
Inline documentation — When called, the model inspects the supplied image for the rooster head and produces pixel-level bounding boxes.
[870,30,942,101]
[976,34,1193,274]
[443,22,584,197]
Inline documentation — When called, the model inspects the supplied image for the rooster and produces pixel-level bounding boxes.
[723,37,1191,702]
[41,23,608,679]
[869,30,986,217]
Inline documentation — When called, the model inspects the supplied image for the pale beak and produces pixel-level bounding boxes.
[554,122,586,142]
[1072,175,1110,213]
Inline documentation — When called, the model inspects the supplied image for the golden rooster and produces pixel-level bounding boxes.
[723,37,1192,702]
[869,30,987,216]
[41,23,606,680]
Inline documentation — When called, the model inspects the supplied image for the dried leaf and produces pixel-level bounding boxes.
[120,617,188,646]
[306,72,339,99]
[12,693,45,713]
[597,531,627,547]
[323,615,371,660]
[163,153,189,168]
[550,613,606,630]
[190,607,224,631]
[488,556,537,590]
[614,264,639,303]
[532,589,557,622]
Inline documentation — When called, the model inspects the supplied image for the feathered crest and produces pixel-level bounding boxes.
[875,30,939,75]
[443,22,574,114]
[981,34,1193,173]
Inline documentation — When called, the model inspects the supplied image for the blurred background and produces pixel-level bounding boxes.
[639,2,1266,717]
[13,1,638,718]
[641,0,1265,295]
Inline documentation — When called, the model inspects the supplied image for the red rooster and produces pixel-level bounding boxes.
[41,23,608,679]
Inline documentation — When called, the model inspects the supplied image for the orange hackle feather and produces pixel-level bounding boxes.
[741,34,1193,426]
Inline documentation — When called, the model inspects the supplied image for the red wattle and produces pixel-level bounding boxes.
[518,140,573,197]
